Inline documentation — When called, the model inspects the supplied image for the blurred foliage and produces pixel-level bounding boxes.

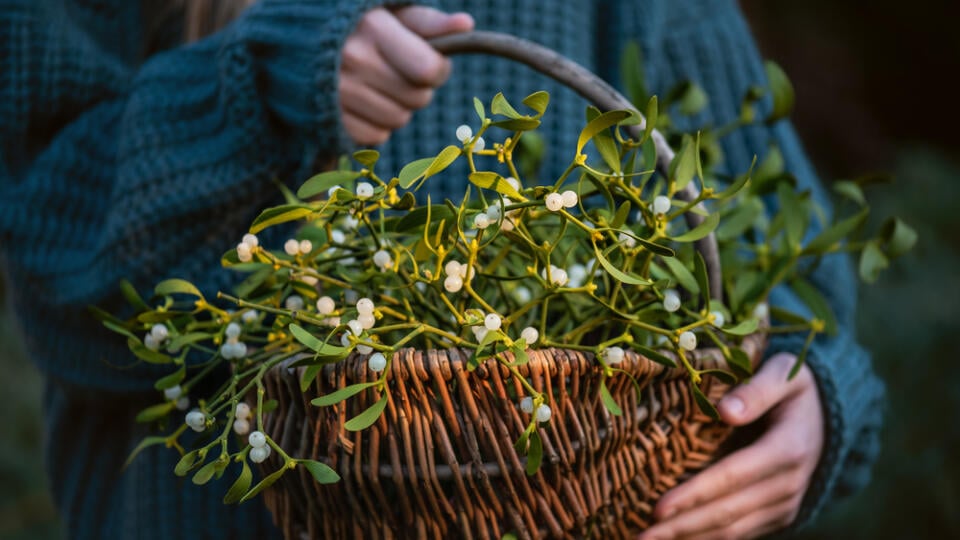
[0,280,62,539]
[795,148,960,539]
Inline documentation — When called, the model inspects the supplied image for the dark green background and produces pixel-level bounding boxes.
[2,2,957,538]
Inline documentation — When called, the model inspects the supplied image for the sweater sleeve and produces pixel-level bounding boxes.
[0,0,390,392]
[612,0,885,529]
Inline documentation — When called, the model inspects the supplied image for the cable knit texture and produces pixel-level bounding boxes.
[0,0,883,537]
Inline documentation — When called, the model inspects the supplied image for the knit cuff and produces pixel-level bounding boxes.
[764,285,886,532]
[223,0,418,153]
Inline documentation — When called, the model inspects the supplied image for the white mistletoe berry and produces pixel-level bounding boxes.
[513,286,532,304]
[602,346,625,365]
[663,289,681,313]
[356,343,373,355]
[561,190,578,208]
[342,214,359,229]
[710,311,726,328]
[185,410,206,432]
[242,233,259,248]
[144,333,160,352]
[520,326,539,345]
[618,232,637,249]
[347,319,364,337]
[316,296,336,315]
[541,265,568,287]
[163,385,182,401]
[285,295,304,311]
[505,176,521,191]
[356,298,375,315]
[545,193,564,212]
[236,242,252,262]
[282,238,299,256]
[235,402,251,420]
[330,229,346,244]
[473,213,491,229]
[242,310,258,324]
[444,260,462,277]
[567,263,587,288]
[233,418,250,435]
[471,325,488,342]
[298,239,313,255]
[455,124,473,143]
[225,322,241,339]
[484,313,502,332]
[535,404,552,423]
[753,302,769,320]
[520,396,534,414]
[485,204,502,222]
[368,352,387,372]
[249,445,270,464]
[358,313,376,330]
[679,331,697,351]
[175,396,190,411]
[373,249,392,270]
[653,195,672,215]
[248,430,267,448]
[473,136,486,152]
[444,275,463,293]
[355,182,374,199]
[150,324,169,341]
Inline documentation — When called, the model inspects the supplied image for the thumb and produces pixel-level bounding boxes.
[717,352,802,426]
[393,6,475,39]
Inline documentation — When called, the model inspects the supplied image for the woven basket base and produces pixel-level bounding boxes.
[257,338,763,539]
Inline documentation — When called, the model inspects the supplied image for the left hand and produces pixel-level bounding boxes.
[638,352,824,540]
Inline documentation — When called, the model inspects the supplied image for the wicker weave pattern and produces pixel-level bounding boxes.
[258,335,763,539]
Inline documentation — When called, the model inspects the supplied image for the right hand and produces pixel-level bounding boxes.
[339,6,474,146]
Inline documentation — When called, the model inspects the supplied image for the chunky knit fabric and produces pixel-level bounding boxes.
[0,0,883,538]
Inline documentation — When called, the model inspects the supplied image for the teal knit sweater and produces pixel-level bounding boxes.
[0,0,883,538]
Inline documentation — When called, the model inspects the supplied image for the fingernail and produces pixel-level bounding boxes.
[721,395,744,416]
[661,506,677,520]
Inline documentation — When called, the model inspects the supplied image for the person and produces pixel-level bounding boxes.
[0,1,884,539]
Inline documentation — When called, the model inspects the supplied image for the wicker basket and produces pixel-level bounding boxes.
[253,32,767,539]
[259,340,764,539]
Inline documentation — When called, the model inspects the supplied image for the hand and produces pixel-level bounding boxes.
[638,352,824,540]
[339,6,474,145]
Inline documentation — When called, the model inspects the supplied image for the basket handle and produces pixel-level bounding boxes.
[430,31,723,301]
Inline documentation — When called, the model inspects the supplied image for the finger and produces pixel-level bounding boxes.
[341,112,389,146]
[679,496,803,540]
[393,6,475,38]
[366,9,452,87]
[339,76,415,131]
[340,34,436,110]
[640,473,798,539]
[717,352,809,426]
[653,427,798,521]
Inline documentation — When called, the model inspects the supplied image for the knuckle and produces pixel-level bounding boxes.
[785,500,802,525]
[780,438,812,464]
[409,56,448,86]
[368,129,390,145]
[717,529,738,540]
[385,110,412,130]
[409,88,434,109]
[340,42,369,71]
[711,504,737,529]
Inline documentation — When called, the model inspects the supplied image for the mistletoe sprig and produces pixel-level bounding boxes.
[102,88,913,502]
